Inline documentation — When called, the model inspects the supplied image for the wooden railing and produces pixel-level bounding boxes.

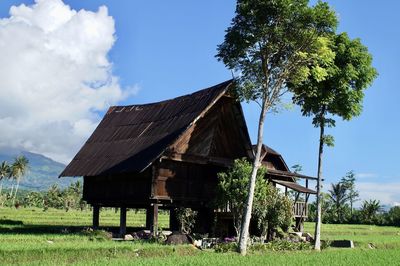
[293,201,308,218]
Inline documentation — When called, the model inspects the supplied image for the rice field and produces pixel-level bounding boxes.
[1,207,400,265]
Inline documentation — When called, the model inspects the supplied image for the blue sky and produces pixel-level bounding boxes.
[0,0,398,206]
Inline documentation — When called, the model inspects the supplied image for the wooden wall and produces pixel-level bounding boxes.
[83,169,152,207]
[152,159,223,207]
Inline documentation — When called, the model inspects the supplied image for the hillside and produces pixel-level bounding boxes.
[0,147,80,190]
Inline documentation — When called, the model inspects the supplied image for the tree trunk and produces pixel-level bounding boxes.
[13,178,20,205]
[350,200,353,217]
[314,122,325,251]
[238,97,268,256]
[9,183,14,198]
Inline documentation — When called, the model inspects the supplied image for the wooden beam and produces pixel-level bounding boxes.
[161,152,234,167]
[120,207,127,236]
[92,205,99,229]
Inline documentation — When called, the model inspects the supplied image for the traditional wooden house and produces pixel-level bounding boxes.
[60,80,315,235]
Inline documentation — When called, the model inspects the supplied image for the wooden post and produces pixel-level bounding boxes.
[120,207,127,237]
[169,208,179,231]
[152,204,159,236]
[93,205,99,229]
[285,187,288,196]
[146,204,159,235]
[146,206,153,230]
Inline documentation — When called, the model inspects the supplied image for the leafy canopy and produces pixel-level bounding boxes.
[217,0,338,108]
[290,32,378,128]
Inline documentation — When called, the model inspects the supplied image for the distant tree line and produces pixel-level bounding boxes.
[0,156,29,206]
[307,171,400,227]
[0,181,87,211]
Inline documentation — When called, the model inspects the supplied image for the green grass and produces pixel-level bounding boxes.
[1,207,400,265]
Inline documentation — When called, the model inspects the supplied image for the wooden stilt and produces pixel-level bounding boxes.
[146,206,153,230]
[120,207,127,236]
[93,205,99,229]
[169,208,179,231]
[152,204,159,236]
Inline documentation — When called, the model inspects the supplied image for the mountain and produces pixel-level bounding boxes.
[0,147,80,191]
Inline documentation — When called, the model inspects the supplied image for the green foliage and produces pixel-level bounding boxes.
[41,181,86,211]
[216,0,338,106]
[341,171,360,216]
[290,32,378,129]
[0,161,11,181]
[81,228,112,241]
[217,158,292,240]
[251,240,312,252]
[174,207,197,234]
[214,242,237,253]
[360,200,382,225]
[386,206,400,227]
[216,158,267,237]
[328,182,349,223]
[253,183,293,240]
[22,191,44,208]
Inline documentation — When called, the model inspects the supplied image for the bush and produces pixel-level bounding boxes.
[253,183,293,241]
[214,242,237,253]
[250,240,312,252]
[386,206,400,226]
[175,207,197,234]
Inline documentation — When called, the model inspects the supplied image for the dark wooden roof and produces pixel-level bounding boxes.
[272,179,316,194]
[60,80,233,177]
[257,144,290,172]
[267,168,317,181]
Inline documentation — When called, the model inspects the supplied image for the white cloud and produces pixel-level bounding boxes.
[0,0,136,163]
[356,173,377,179]
[356,182,400,207]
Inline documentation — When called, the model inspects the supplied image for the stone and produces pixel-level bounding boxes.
[193,239,202,248]
[166,232,192,245]
[302,232,314,242]
[124,234,134,241]
[330,240,354,248]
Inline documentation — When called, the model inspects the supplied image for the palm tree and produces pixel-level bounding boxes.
[328,182,349,223]
[10,155,29,205]
[0,161,11,195]
[361,199,382,224]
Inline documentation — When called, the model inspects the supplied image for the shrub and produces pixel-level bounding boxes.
[386,206,400,226]
[214,242,237,253]
[175,207,197,234]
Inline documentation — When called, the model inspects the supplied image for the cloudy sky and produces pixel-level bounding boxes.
[0,0,399,206]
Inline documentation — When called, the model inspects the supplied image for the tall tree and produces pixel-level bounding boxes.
[10,155,29,205]
[328,182,349,223]
[216,0,337,255]
[341,171,359,216]
[289,32,377,250]
[0,161,10,196]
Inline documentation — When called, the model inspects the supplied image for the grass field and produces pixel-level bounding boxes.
[1,207,400,265]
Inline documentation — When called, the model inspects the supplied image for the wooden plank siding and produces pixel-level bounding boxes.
[151,159,223,206]
[82,169,152,207]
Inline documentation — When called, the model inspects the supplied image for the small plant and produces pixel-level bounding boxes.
[175,207,197,234]
[81,228,112,241]
[250,240,312,252]
[214,242,237,253]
